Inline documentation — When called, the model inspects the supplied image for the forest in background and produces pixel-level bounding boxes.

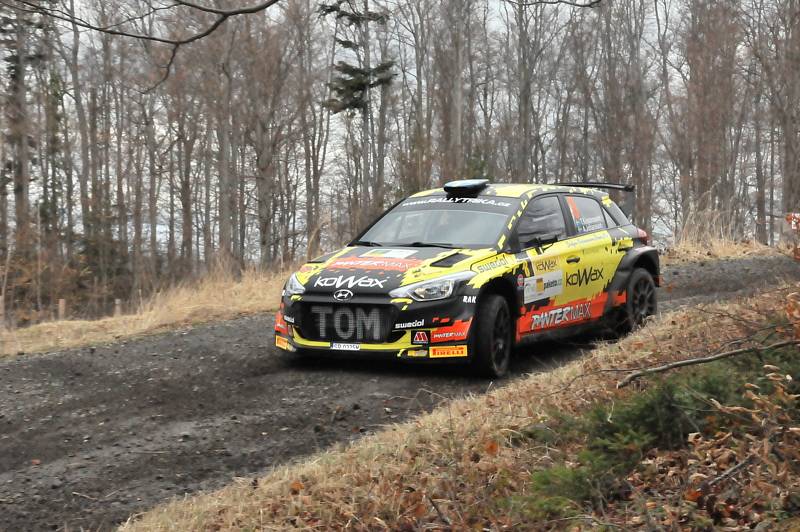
[0,0,797,323]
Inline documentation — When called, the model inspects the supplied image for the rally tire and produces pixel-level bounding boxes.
[616,268,657,334]
[470,294,513,378]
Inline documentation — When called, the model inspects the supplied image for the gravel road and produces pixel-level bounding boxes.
[1,255,797,531]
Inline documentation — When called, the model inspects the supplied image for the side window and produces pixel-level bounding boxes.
[565,196,607,235]
[605,200,631,226]
[602,208,616,228]
[516,196,567,248]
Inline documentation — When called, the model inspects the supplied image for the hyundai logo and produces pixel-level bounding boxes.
[333,289,354,301]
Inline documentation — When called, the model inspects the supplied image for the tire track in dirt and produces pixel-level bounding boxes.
[0,255,797,531]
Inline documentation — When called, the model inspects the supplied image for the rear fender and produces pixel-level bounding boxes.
[604,247,660,314]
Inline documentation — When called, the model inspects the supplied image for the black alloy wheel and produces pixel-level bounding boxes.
[471,294,513,378]
[617,268,657,334]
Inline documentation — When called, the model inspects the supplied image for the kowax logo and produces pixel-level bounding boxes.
[566,267,604,287]
[333,289,354,301]
[315,275,386,289]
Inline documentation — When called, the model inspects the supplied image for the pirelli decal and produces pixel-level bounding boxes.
[275,335,290,350]
[429,345,468,358]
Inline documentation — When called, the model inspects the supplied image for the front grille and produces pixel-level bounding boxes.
[298,304,397,343]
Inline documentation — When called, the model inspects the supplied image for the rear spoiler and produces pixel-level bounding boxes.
[556,182,635,193]
[555,182,636,220]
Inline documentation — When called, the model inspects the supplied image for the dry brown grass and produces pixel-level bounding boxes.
[0,268,288,358]
[661,238,782,266]
[121,281,796,531]
[661,212,786,265]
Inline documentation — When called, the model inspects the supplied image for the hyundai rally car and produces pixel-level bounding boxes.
[274,179,659,377]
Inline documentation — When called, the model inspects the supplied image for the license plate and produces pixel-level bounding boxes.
[332,342,360,351]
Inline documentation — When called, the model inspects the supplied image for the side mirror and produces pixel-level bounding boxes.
[520,232,559,251]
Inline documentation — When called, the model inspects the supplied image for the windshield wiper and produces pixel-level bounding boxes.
[351,240,383,247]
[402,241,459,249]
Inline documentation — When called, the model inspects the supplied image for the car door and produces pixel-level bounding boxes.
[511,195,576,335]
[560,194,615,317]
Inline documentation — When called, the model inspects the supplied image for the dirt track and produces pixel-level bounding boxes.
[0,255,797,531]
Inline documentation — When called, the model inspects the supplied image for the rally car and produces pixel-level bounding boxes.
[274,179,659,377]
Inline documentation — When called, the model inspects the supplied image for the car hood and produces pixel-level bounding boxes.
[294,245,499,296]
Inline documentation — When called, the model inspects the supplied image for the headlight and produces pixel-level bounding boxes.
[284,273,305,296]
[389,271,475,302]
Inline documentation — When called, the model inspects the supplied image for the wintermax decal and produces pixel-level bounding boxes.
[566,267,604,287]
[430,319,472,343]
[314,275,387,289]
[328,257,420,272]
[530,303,591,330]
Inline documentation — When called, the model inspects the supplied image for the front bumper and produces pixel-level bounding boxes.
[274,293,476,362]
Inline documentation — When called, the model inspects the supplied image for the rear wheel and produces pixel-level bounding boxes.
[616,268,657,334]
[470,294,513,378]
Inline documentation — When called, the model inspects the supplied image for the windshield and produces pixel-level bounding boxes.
[357,196,519,248]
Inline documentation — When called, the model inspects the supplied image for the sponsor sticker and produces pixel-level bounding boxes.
[566,267,604,287]
[362,249,418,259]
[310,306,383,342]
[402,197,512,208]
[474,256,509,273]
[534,257,558,273]
[463,295,476,304]
[413,331,429,344]
[395,319,425,329]
[314,275,387,289]
[283,315,295,324]
[275,335,290,350]
[430,319,472,343]
[517,274,524,288]
[332,342,361,351]
[406,348,428,358]
[523,270,563,303]
[530,302,591,331]
[328,257,419,272]
[429,345,468,358]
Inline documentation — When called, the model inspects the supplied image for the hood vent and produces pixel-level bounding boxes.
[431,252,470,268]
[308,251,337,264]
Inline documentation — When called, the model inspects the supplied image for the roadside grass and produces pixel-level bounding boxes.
[661,237,782,265]
[121,283,799,530]
[661,216,785,265]
[0,267,288,358]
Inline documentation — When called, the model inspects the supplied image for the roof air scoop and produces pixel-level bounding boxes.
[443,178,490,197]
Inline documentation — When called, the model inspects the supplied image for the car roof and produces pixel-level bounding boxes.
[410,182,609,200]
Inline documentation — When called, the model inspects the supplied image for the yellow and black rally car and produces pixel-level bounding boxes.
[275,179,659,377]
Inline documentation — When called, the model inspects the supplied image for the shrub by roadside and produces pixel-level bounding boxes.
[121,284,799,531]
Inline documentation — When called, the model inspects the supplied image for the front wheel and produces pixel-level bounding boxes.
[470,294,513,378]
[616,268,657,334]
